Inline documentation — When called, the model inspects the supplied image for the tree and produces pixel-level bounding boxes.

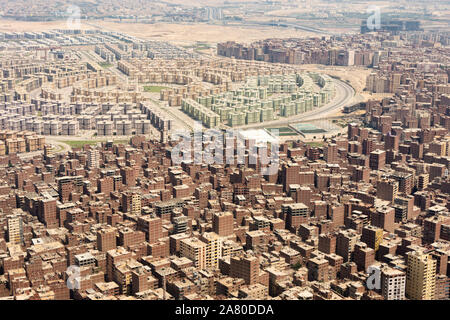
[292,262,302,271]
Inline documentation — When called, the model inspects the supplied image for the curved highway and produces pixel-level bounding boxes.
[234,78,355,130]
[299,79,355,122]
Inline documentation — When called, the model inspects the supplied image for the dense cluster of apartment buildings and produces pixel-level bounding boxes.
[217,31,450,67]
[365,34,449,94]
[0,24,448,301]
[0,88,449,299]
[0,131,44,155]
[0,99,173,137]
[0,29,194,59]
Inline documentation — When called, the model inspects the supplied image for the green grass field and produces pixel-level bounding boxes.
[99,62,113,68]
[305,141,325,148]
[61,140,129,148]
[113,140,129,145]
[63,141,98,148]
[143,86,169,93]
[195,44,211,51]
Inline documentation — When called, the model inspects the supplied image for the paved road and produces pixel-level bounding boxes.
[298,79,355,122]
[17,138,71,160]
[233,79,355,130]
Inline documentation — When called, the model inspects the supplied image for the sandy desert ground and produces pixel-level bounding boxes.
[96,21,321,43]
[0,19,325,44]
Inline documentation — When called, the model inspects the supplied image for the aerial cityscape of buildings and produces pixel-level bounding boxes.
[0,0,448,303]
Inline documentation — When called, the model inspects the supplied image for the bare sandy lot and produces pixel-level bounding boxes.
[90,21,321,44]
[299,64,372,94]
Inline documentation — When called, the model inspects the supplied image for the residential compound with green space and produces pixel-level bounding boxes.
[181,73,335,128]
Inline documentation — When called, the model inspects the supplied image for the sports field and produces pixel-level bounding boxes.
[265,127,298,136]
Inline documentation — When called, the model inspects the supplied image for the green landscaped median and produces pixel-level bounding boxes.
[143,86,169,93]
